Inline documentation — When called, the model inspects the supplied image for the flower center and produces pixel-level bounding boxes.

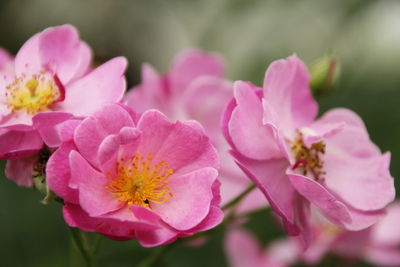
[291,132,326,180]
[5,72,62,114]
[105,153,174,208]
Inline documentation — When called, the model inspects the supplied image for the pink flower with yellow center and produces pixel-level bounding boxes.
[0,24,127,159]
[46,104,223,246]
[125,49,265,213]
[223,55,395,245]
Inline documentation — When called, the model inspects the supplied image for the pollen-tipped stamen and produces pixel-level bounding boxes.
[5,71,61,114]
[291,132,326,180]
[105,153,174,208]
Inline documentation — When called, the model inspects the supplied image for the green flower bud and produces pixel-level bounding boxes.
[309,55,340,95]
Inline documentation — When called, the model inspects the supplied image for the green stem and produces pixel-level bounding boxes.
[91,235,103,256]
[137,245,171,267]
[222,183,256,211]
[69,227,94,267]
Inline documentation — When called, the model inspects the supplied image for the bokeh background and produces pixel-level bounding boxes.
[0,0,399,266]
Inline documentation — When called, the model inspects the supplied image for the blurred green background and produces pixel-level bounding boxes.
[0,0,399,266]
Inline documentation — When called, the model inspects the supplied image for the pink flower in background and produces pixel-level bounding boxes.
[0,24,127,158]
[225,228,298,267]
[46,104,223,246]
[223,55,395,244]
[125,49,265,213]
[302,202,400,266]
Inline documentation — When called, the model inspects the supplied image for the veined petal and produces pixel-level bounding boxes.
[58,57,127,117]
[263,55,318,138]
[229,81,283,160]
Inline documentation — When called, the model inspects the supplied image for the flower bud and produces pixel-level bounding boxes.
[309,55,340,95]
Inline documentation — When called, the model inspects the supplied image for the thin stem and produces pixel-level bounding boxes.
[91,235,103,256]
[137,245,172,267]
[222,183,256,211]
[69,227,94,267]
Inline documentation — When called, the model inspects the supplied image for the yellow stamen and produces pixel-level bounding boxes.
[5,72,61,114]
[291,131,326,180]
[105,153,174,208]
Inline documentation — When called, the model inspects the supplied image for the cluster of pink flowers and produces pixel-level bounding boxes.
[0,25,397,264]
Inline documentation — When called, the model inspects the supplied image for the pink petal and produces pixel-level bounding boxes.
[73,104,134,168]
[63,203,103,232]
[181,76,233,135]
[289,172,384,231]
[343,206,386,231]
[185,206,223,234]
[151,167,218,231]
[5,156,36,187]
[125,64,168,114]
[229,81,283,160]
[365,247,400,267]
[293,196,312,248]
[32,111,73,147]
[371,202,400,246]
[263,54,318,137]
[58,57,127,117]
[300,121,345,148]
[15,33,42,76]
[137,110,218,173]
[324,150,395,211]
[97,127,141,175]
[230,150,298,233]
[69,150,123,216]
[316,108,381,158]
[169,49,224,93]
[71,41,92,81]
[38,25,81,84]
[46,142,79,204]
[0,129,43,159]
[332,228,370,257]
[131,205,161,222]
[135,225,178,247]
[225,229,263,267]
[266,238,300,266]
[221,98,237,151]
[0,111,34,129]
[316,108,368,130]
[99,207,160,231]
[287,171,351,226]
[57,119,81,142]
[63,204,150,239]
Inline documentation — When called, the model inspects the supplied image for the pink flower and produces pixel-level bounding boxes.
[302,202,400,266]
[223,55,395,244]
[125,49,265,213]
[0,24,127,159]
[225,228,298,267]
[46,103,223,246]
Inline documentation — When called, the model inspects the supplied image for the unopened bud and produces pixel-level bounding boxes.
[309,55,340,95]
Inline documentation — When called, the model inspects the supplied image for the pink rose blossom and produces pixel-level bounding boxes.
[125,49,265,213]
[223,54,395,244]
[46,103,223,246]
[0,24,127,158]
[225,228,298,267]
